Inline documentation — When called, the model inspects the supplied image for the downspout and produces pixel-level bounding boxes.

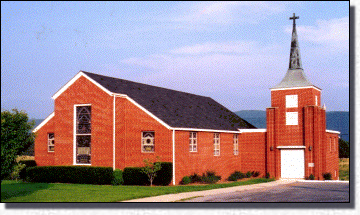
[172,129,176,185]
[113,94,116,171]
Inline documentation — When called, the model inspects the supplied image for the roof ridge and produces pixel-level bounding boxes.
[81,70,211,99]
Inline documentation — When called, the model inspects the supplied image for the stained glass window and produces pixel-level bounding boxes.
[76,106,91,164]
[48,133,55,152]
[142,131,155,153]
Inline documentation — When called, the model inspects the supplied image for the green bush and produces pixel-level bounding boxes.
[308,174,315,180]
[181,176,191,185]
[201,171,221,184]
[123,162,172,186]
[189,173,202,183]
[123,167,148,185]
[227,171,245,181]
[245,171,252,178]
[323,172,332,180]
[9,163,26,180]
[112,169,124,185]
[153,162,172,186]
[18,160,37,180]
[26,166,113,184]
[252,171,260,177]
[18,160,37,167]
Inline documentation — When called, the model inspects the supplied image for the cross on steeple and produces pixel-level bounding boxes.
[289,13,299,26]
[288,13,302,70]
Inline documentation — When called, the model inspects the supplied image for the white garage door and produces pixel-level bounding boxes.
[281,149,305,178]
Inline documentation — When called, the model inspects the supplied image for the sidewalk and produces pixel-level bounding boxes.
[122,179,297,202]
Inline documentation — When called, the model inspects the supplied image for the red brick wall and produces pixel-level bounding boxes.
[34,116,55,166]
[53,76,113,167]
[114,97,172,170]
[303,105,337,180]
[240,132,266,175]
[271,88,321,146]
[324,132,340,180]
[37,76,173,171]
[174,131,246,184]
[266,107,278,178]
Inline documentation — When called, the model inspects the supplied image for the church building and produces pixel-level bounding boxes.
[33,14,340,185]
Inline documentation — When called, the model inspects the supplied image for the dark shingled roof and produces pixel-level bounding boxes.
[82,71,255,131]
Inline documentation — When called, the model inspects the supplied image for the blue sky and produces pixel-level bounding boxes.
[1,1,349,119]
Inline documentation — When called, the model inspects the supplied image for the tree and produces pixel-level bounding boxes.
[141,156,162,186]
[1,109,35,181]
[339,138,349,158]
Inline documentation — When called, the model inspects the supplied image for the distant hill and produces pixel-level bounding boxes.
[236,110,349,142]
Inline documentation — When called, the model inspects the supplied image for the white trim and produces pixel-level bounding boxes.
[277,146,306,149]
[73,104,92,165]
[52,71,113,100]
[113,95,116,171]
[326,129,341,134]
[32,112,55,133]
[239,129,266,133]
[271,86,321,91]
[172,129,176,185]
[173,127,241,133]
[73,105,77,165]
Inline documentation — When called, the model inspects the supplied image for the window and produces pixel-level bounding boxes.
[315,95,318,106]
[286,112,298,125]
[48,133,54,152]
[286,95,298,108]
[329,138,332,152]
[233,134,239,155]
[189,132,197,152]
[75,105,91,164]
[214,133,220,156]
[332,138,336,152]
[142,131,155,153]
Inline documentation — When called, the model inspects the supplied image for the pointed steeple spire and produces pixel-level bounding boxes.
[272,13,319,90]
[289,13,302,69]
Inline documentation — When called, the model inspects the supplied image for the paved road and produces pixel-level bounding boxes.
[184,182,349,202]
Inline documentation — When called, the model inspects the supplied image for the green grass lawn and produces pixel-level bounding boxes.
[339,158,349,181]
[1,178,274,202]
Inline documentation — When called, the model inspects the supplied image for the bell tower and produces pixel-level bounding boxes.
[266,14,327,180]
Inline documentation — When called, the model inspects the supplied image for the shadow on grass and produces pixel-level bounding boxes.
[1,181,53,201]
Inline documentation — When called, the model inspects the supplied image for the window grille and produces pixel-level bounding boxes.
[233,134,239,155]
[189,132,197,152]
[214,133,220,156]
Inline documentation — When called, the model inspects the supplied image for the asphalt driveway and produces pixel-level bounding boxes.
[184,181,349,202]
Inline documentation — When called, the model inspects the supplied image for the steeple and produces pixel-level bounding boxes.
[289,13,302,69]
[272,13,319,90]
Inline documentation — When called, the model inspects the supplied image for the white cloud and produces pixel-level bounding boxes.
[170,41,256,55]
[167,1,289,29]
[285,17,349,54]
[121,40,286,96]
